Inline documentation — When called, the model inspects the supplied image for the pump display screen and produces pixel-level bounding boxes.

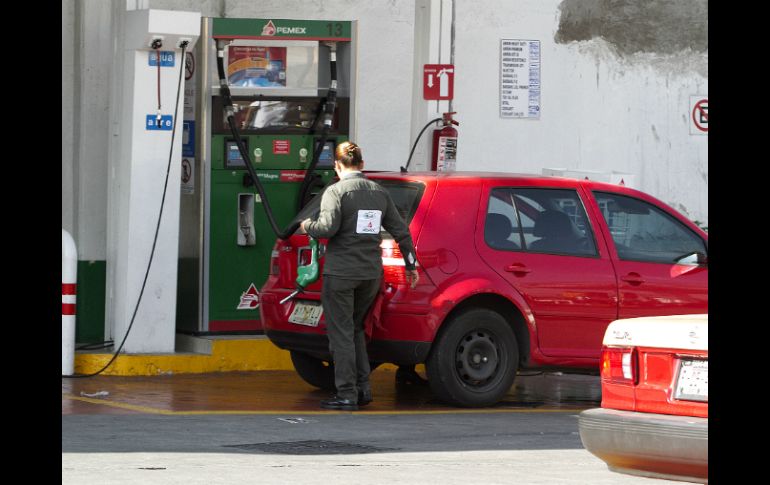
[229,100,324,131]
[225,140,247,168]
[315,140,336,168]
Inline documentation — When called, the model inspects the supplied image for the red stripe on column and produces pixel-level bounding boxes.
[62,283,77,295]
[62,303,76,316]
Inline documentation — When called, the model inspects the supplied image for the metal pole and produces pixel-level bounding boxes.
[62,229,78,375]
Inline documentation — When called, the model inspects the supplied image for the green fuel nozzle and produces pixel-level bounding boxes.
[280,237,320,305]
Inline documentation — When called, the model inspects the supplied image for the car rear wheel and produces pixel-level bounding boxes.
[289,351,381,391]
[426,308,519,407]
[289,351,336,391]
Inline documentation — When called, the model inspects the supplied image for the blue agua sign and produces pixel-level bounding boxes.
[149,51,175,67]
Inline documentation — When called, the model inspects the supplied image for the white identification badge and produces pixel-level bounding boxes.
[356,210,382,234]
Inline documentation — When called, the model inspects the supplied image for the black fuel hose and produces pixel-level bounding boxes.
[296,42,338,210]
[216,46,292,239]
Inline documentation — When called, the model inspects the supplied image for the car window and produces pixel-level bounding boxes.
[484,190,523,250]
[593,191,706,264]
[486,188,597,257]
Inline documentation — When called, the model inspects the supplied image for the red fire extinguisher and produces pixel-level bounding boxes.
[431,112,459,171]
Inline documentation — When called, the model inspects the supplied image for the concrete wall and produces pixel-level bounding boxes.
[452,0,708,224]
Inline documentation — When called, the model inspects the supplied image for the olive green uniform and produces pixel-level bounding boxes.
[304,172,416,402]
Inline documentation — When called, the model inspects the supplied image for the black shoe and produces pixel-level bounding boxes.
[396,367,429,386]
[358,389,373,407]
[320,396,358,411]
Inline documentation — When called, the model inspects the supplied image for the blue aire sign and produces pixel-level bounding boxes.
[146,115,173,131]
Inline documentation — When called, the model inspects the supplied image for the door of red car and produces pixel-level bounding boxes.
[587,190,708,318]
[475,183,618,360]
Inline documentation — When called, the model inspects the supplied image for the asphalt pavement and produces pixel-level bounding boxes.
[62,370,693,484]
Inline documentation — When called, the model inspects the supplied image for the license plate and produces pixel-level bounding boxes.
[288,301,323,327]
[674,359,708,402]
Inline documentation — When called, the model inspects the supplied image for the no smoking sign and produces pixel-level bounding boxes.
[690,96,708,135]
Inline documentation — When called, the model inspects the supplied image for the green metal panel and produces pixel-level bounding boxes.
[213,18,352,40]
[75,260,106,344]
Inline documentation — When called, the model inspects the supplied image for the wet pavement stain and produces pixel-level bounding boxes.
[62,369,600,415]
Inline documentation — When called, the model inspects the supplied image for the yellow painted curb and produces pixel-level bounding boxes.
[74,338,409,376]
[74,338,293,376]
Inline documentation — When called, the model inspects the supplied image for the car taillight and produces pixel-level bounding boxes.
[601,347,638,385]
[381,243,410,286]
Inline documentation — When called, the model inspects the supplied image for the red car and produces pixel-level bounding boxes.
[260,172,708,407]
[579,314,708,482]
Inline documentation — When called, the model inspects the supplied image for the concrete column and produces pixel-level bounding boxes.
[409,0,453,171]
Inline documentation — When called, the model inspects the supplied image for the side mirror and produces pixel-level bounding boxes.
[675,251,708,266]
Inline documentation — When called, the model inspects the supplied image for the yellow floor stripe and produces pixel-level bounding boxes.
[63,393,175,415]
[63,393,586,415]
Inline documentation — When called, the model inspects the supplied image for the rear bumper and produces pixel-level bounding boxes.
[265,329,431,365]
[578,407,708,483]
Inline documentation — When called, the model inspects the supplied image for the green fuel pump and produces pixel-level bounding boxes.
[279,237,320,304]
[175,17,355,335]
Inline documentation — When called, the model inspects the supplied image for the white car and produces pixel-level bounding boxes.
[579,314,708,483]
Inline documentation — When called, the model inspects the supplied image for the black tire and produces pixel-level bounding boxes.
[290,351,336,391]
[426,308,519,407]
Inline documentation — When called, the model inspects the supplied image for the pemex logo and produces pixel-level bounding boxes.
[261,20,276,36]
[237,283,260,310]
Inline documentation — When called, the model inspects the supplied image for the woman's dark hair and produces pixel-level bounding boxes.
[335,141,363,167]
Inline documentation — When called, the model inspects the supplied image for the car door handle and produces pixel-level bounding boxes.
[621,272,645,285]
[505,264,532,274]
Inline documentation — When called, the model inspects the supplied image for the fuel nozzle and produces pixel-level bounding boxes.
[280,237,320,305]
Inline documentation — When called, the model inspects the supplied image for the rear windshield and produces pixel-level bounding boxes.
[376,180,425,223]
[287,179,425,232]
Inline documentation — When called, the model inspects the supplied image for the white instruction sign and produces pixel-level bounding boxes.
[500,39,541,119]
[356,210,382,234]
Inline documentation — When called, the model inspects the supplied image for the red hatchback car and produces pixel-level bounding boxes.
[260,172,708,407]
